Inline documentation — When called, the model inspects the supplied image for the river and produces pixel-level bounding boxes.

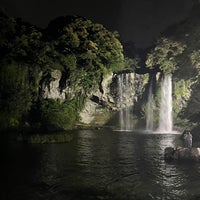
[3,129,200,200]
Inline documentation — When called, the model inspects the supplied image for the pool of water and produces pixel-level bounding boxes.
[3,129,200,200]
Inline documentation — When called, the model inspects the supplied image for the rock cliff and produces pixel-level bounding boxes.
[41,70,148,126]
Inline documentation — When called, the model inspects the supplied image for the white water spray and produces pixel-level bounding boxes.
[118,74,132,130]
[146,81,154,131]
[157,75,173,133]
[118,74,124,129]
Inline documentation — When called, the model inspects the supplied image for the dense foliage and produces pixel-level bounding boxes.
[0,13,125,131]
[145,37,186,74]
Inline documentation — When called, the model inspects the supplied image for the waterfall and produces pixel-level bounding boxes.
[146,81,154,131]
[118,73,132,130]
[125,74,131,130]
[157,75,173,133]
[118,74,124,129]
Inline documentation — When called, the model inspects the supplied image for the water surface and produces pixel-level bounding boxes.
[3,130,200,200]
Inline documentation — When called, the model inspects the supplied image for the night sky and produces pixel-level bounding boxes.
[0,0,194,48]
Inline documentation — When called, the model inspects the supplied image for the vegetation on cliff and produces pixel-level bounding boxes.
[142,1,200,132]
[0,13,125,132]
[164,2,200,131]
[0,1,199,135]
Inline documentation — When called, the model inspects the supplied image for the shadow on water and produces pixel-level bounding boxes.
[2,129,200,200]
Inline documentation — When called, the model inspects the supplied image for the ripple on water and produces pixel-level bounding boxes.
[4,129,200,200]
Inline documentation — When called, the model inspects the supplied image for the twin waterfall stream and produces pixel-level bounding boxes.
[118,74,173,133]
[118,74,132,130]
[157,75,173,133]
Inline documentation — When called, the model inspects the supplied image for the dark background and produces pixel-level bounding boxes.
[0,0,193,48]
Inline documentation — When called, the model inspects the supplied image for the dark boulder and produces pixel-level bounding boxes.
[164,147,200,162]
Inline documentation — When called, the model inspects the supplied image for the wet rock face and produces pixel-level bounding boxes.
[42,70,66,100]
[164,147,200,162]
[40,69,147,125]
[80,72,146,124]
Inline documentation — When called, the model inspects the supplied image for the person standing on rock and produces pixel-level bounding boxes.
[187,131,193,148]
[183,130,193,148]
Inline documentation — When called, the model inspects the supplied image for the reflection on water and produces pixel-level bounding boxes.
[3,130,200,200]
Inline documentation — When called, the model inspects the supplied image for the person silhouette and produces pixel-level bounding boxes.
[187,131,193,148]
[183,130,193,148]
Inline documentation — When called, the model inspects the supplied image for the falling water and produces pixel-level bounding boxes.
[125,74,131,130]
[157,75,173,133]
[118,74,124,129]
[146,81,154,131]
[118,74,132,130]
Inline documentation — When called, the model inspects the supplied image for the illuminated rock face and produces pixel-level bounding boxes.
[40,69,147,126]
[42,70,65,101]
[79,72,146,125]
[164,147,200,162]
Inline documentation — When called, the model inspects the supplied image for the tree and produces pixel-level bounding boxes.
[146,37,186,74]
[0,14,125,131]
[46,15,125,91]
